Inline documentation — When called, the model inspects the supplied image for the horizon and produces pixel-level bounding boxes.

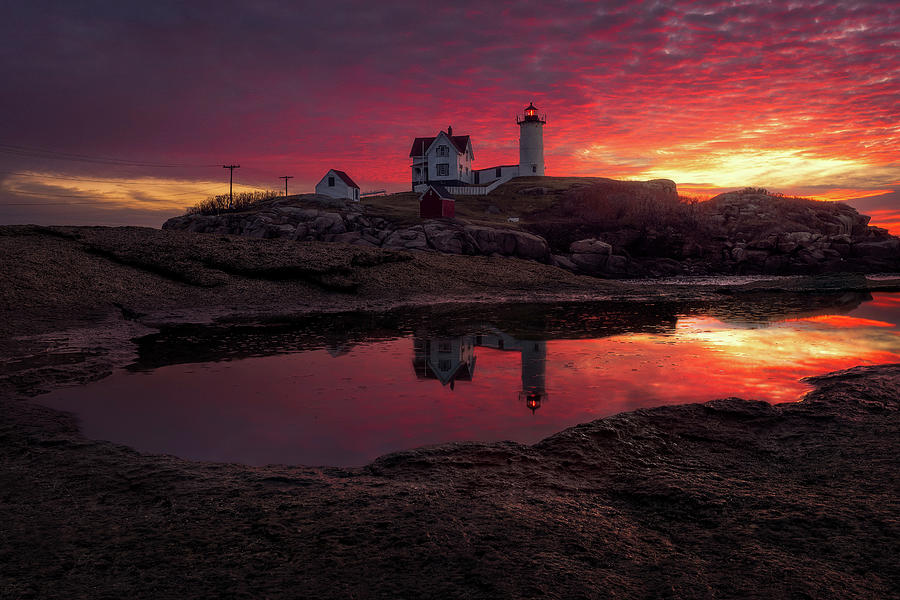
[1,1,897,232]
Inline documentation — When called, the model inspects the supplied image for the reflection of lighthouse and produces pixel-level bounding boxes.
[519,341,547,413]
[475,332,549,414]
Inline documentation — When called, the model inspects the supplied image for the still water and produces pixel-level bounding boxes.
[39,291,900,467]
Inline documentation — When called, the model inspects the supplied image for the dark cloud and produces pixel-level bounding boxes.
[0,0,897,224]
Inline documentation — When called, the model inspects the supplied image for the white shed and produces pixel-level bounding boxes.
[315,169,360,201]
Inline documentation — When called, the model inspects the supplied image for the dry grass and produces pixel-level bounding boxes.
[186,190,281,215]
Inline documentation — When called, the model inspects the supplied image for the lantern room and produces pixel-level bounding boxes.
[517,102,546,124]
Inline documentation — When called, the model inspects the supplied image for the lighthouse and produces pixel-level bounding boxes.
[517,102,546,176]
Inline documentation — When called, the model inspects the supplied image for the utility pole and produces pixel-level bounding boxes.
[223,164,240,209]
[279,175,294,198]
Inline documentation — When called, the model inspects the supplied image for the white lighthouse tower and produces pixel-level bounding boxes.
[517,102,546,176]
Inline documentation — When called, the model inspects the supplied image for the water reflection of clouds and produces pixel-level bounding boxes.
[38,293,900,466]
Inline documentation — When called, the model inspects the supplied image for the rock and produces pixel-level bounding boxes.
[569,239,612,256]
[571,252,609,273]
[744,250,770,266]
[428,231,466,254]
[748,235,778,250]
[854,239,900,259]
[332,231,362,244]
[552,255,577,271]
[464,226,501,254]
[512,231,550,260]
[274,206,318,221]
[384,227,427,250]
[312,213,346,235]
[764,255,787,271]
[606,255,629,274]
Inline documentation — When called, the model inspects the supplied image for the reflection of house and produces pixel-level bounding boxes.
[412,330,548,412]
[412,336,477,389]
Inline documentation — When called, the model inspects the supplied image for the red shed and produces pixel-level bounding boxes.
[419,184,456,219]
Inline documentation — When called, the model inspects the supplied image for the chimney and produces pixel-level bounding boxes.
[447,125,452,136]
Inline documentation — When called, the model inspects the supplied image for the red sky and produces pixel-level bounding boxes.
[0,0,897,230]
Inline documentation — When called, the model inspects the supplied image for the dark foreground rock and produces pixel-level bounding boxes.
[2,342,899,599]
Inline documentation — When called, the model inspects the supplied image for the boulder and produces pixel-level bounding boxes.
[512,231,550,260]
[571,252,609,273]
[606,255,629,274]
[311,213,346,235]
[569,239,612,256]
[552,255,577,271]
[428,231,466,254]
[384,227,428,250]
[854,239,900,259]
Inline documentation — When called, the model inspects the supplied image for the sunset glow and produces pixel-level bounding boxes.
[0,1,897,228]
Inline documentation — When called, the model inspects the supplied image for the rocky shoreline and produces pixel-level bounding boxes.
[163,185,900,278]
[2,355,898,598]
[2,225,899,598]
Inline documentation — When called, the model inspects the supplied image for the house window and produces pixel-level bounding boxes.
[328,176,335,186]
[438,341,452,353]
[415,167,421,176]
[354,189,359,199]
[495,167,502,177]
[438,359,451,371]
[532,165,537,173]
[436,164,449,177]
[436,145,449,157]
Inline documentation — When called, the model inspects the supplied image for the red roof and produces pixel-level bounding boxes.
[408,134,470,156]
[330,169,358,189]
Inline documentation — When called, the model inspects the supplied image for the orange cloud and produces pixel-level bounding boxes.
[805,189,896,203]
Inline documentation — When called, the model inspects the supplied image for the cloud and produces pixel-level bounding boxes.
[0,0,896,224]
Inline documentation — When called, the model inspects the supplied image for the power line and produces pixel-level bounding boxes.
[223,164,240,209]
[279,175,294,197]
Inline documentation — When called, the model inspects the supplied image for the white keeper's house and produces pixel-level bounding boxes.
[409,103,546,194]
[315,169,360,201]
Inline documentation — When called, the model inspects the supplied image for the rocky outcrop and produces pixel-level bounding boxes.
[164,200,552,263]
[544,190,900,277]
[164,188,899,278]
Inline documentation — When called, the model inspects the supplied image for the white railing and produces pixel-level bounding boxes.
[414,175,516,196]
